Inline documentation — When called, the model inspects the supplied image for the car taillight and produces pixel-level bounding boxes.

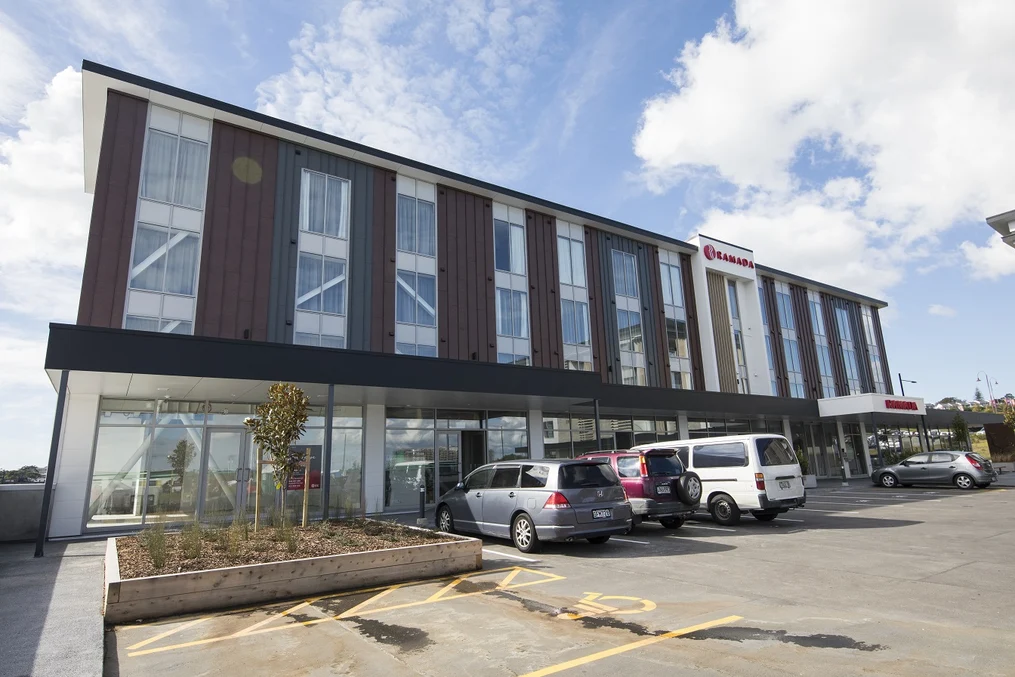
[755,473,766,491]
[639,455,648,477]
[622,486,629,502]
[965,454,982,470]
[543,492,572,510]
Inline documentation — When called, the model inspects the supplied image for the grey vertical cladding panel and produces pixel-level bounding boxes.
[585,226,609,383]
[761,276,789,397]
[789,284,821,400]
[871,307,893,395]
[597,230,621,384]
[679,253,706,391]
[437,187,450,358]
[846,300,874,393]
[638,244,666,388]
[648,248,671,386]
[821,293,849,396]
[525,210,563,369]
[707,271,738,394]
[268,141,374,347]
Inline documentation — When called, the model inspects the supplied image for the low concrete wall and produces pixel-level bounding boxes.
[103,528,482,624]
[0,485,44,542]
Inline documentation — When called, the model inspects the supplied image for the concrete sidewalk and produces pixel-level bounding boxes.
[0,540,105,677]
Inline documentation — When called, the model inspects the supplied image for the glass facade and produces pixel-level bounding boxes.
[861,306,887,394]
[542,413,680,457]
[808,290,837,398]
[660,254,693,389]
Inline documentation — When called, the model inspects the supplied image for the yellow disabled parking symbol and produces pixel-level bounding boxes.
[560,592,656,620]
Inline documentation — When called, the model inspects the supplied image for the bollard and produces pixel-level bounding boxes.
[416,484,428,528]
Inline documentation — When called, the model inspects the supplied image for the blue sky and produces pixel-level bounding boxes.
[2,0,1014,468]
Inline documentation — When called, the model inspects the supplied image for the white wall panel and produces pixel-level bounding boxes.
[492,202,508,222]
[363,404,385,514]
[323,236,347,260]
[395,323,415,343]
[126,290,162,317]
[416,180,435,202]
[396,175,415,197]
[149,105,180,134]
[321,314,345,336]
[137,199,171,226]
[300,231,324,256]
[161,294,194,321]
[180,114,211,142]
[171,206,202,232]
[295,311,320,334]
[396,251,415,272]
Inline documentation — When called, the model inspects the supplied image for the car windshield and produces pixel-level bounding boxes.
[756,437,797,466]
[644,453,682,477]
[558,462,621,489]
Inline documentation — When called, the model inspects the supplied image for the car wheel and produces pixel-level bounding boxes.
[879,473,898,488]
[436,505,455,534]
[709,494,741,526]
[659,516,685,529]
[954,473,975,490]
[511,513,541,553]
[676,472,702,505]
[587,535,611,544]
[625,516,641,535]
[751,512,777,522]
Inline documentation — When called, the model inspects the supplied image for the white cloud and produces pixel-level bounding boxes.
[255,0,559,182]
[633,0,1015,294]
[0,68,90,321]
[960,233,1015,280]
[928,304,957,318]
[0,11,47,125]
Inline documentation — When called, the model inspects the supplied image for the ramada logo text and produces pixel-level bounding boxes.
[703,243,754,269]
[885,399,919,411]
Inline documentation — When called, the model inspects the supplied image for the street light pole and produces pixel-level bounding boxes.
[976,372,998,413]
[898,373,917,397]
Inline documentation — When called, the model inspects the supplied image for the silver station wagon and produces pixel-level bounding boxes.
[435,459,633,553]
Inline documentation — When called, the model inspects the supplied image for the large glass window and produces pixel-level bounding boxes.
[396,270,436,326]
[494,220,526,275]
[861,306,887,394]
[661,258,693,390]
[129,225,200,296]
[141,131,208,210]
[835,305,862,394]
[617,309,643,353]
[397,194,436,257]
[660,262,684,308]
[296,253,347,315]
[561,299,591,346]
[809,290,837,397]
[558,236,586,287]
[612,250,639,298]
[496,288,529,338]
[301,170,350,238]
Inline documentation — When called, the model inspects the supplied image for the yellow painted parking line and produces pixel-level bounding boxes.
[338,584,403,618]
[233,598,320,637]
[519,615,743,677]
[126,616,211,651]
[495,567,523,589]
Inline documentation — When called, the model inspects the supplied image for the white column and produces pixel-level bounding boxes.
[859,422,873,475]
[678,414,689,440]
[689,255,720,392]
[528,409,544,459]
[782,417,792,440]
[363,404,385,515]
[835,420,851,479]
[49,393,101,538]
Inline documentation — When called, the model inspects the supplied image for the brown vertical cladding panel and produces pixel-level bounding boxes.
[546,215,562,369]
[474,198,488,362]
[789,284,821,400]
[542,216,556,367]
[646,246,670,387]
[761,276,789,397]
[524,210,564,370]
[78,91,149,327]
[369,168,397,353]
[483,200,497,362]
[821,292,849,396]
[444,188,459,359]
[455,192,468,358]
[437,187,449,358]
[585,226,609,383]
[871,307,894,395]
[525,212,543,365]
[679,253,706,391]
[194,122,278,340]
[464,194,477,359]
[707,271,738,393]
[382,171,397,354]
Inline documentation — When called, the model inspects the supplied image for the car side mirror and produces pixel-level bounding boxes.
[900,461,909,466]
[455,482,465,491]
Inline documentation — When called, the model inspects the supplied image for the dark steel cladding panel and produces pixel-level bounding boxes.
[871,307,893,395]
[585,226,609,383]
[760,276,789,397]
[645,245,670,387]
[525,210,564,369]
[789,284,821,400]
[679,253,706,391]
[77,91,149,328]
[195,122,278,341]
[267,140,374,348]
[437,186,496,362]
[374,168,397,353]
[846,300,874,393]
[821,292,849,396]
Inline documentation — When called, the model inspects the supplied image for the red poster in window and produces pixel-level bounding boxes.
[287,445,323,491]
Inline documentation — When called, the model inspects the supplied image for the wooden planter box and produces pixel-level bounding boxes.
[103,527,482,624]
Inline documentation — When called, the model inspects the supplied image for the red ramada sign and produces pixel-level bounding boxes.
[885,399,919,411]
[703,243,754,269]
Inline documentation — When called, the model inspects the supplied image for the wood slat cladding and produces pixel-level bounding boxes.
[437,186,496,361]
[871,307,894,394]
[195,122,278,341]
[590,229,667,387]
[789,284,821,400]
[760,276,789,397]
[679,253,706,391]
[585,226,610,382]
[525,210,563,368]
[267,141,376,348]
[820,292,849,396]
[371,168,397,353]
[77,91,148,328]
[707,271,739,394]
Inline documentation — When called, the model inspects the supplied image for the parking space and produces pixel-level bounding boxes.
[106,476,1015,676]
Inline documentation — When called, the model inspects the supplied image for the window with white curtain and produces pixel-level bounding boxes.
[301,170,350,238]
[129,224,200,295]
[124,315,193,334]
[618,309,644,353]
[557,236,586,287]
[296,253,347,315]
[495,220,526,274]
[396,343,437,357]
[496,288,529,339]
[560,299,590,346]
[140,132,208,210]
[612,250,638,298]
[396,270,436,326]
[397,194,436,257]
[660,257,693,389]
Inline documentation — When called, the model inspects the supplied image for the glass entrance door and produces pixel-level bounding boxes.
[200,429,254,521]
[436,432,461,500]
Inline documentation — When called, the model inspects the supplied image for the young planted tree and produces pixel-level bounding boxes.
[950,413,970,451]
[244,383,310,530]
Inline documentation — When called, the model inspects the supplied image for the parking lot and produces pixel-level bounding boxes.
[106,477,1015,676]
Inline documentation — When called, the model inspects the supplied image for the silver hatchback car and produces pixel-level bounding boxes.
[873,451,998,490]
[435,459,633,552]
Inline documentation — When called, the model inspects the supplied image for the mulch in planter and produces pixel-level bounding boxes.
[116,519,457,580]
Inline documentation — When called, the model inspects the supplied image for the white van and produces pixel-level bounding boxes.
[630,434,806,525]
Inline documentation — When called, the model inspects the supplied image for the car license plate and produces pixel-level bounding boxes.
[779,481,791,490]
[656,485,671,495]
[592,509,612,520]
